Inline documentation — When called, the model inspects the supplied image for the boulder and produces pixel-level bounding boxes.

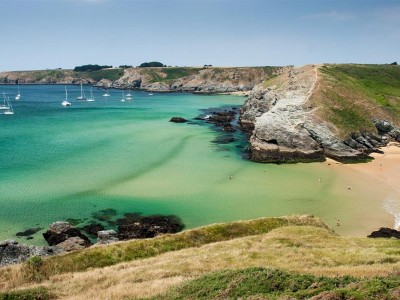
[43,221,92,247]
[368,228,400,239]
[169,117,188,123]
[374,120,394,134]
[56,237,88,252]
[96,230,119,245]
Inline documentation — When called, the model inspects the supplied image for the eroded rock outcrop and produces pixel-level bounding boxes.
[240,65,399,163]
[43,221,92,251]
[0,240,63,267]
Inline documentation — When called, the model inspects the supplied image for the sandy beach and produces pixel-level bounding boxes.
[324,143,400,234]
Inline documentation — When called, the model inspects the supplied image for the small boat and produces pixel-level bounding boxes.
[126,89,132,97]
[121,91,126,102]
[102,88,110,97]
[0,92,10,110]
[3,101,14,115]
[148,92,154,96]
[76,83,87,100]
[2,93,14,114]
[87,88,95,102]
[15,85,21,100]
[62,86,71,106]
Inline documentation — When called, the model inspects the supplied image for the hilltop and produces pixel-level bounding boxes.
[0,216,399,299]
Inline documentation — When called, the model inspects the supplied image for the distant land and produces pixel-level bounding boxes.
[0,65,282,94]
[1,63,400,164]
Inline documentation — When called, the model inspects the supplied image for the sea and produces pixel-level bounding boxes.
[0,85,395,245]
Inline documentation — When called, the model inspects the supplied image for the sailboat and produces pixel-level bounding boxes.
[62,86,71,106]
[125,89,132,100]
[121,91,126,102]
[15,85,21,100]
[3,97,14,115]
[1,93,14,114]
[126,89,132,97]
[76,83,87,100]
[103,89,110,97]
[87,88,95,102]
[0,92,10,110]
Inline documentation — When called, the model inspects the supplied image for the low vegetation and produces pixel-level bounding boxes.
[312,64,400,136]
[1,216,399,299]
[159,268,400,300]
[73,64,112,72]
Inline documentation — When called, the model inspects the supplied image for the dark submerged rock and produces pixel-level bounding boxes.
[16,227,43,237]
[368,227,400,239]
[117,214,184,240]
[82,223,105,237]
[169,117,188,123]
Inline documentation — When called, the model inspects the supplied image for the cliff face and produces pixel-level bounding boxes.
[240,65,400,163]
[0,67,282,93]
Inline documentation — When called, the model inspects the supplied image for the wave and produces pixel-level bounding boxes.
[383,193,400,230]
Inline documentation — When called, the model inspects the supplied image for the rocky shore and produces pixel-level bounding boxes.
[240,65,400,163]
[1,213,184,267]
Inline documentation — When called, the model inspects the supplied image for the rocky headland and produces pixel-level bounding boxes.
[0,66,282,94]
[240,65,400,163]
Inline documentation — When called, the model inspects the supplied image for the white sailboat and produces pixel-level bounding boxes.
[62,86,71,106]
[15,85,21,100]
[87,88,95,102]
[126,89,132,97]
[3,98,14,115]
[103,89,110,97]
[0,92,10,110]
[121,91,126,102]
[76,83,87,100]
[1,93,14,114]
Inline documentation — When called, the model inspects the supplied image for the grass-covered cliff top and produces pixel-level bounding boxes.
[1,215,399,299]
[312,64,400,136]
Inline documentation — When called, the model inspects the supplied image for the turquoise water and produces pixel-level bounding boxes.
[0,85,393,244]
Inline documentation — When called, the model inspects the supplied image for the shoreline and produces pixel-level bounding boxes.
[323,143,400,233]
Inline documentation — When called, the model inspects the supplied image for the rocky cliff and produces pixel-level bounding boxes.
[240,65,400,163]
[0,66,282,93]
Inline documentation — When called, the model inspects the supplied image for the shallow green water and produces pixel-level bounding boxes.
[0,85,394,244]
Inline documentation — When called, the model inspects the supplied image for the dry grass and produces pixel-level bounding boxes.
[2,224,399,299]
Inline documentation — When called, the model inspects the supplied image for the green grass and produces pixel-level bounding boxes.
[158,267,400,300]
[142,67,202,83]
[318,64,400,134]
[81,69,125,82]
[0,287,53,300]
[1,216,326,286]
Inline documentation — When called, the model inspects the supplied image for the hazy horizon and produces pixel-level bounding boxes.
[1,0,399,72]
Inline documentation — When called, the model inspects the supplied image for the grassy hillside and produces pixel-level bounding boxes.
[1,216,399,299]
[160,268,400,300]
[311,64,400,136]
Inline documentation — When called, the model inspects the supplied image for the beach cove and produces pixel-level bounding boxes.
[0,85,397,245]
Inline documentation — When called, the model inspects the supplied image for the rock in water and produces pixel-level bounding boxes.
[43,221,92,247]
[169,117,188,123]
[368,228,400,239]
[117,215,184,240]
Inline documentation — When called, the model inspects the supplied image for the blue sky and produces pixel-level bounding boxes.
[1,0,399,71]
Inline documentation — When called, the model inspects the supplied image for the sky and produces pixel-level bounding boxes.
[0,0,399,71]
